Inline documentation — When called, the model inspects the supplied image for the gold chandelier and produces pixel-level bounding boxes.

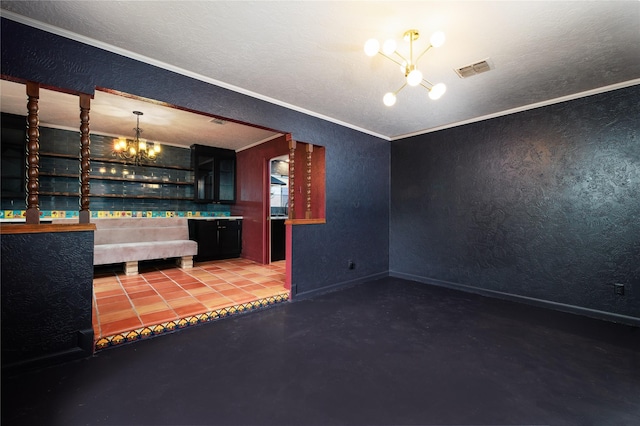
[364,29,447,106]
[113,111,161,164]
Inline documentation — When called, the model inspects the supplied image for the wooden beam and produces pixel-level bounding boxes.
[305,143,313,219]
[79,93,91,224]
[25,82,40,224]
[288,138,296,220]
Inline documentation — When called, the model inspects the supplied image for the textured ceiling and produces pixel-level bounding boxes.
[0,80,282,151]
[1,1,639,145]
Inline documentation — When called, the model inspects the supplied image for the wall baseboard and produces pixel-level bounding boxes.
[293,271,389,301]
[389,271,640,327]
[2,328,94,376]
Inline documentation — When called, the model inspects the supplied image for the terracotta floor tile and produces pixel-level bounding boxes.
[202,297,236,310]
[241,283,268,292]
[120,283,152,292]
[118,277,148,284]
[94,288,127,298]
[100,318,143,336]
[135,301,171,315]
[128,289,159,299]
[99,308,139,324]
[237,272,262,279]
[194,292,226,303]
[252,288,288,298]
[181,282,208,290]
[230,279,256,287]
[210,283,236,291]
[131,295,164,307]
[139,310,179,325]
[186,287,215,296]
[149,280,180,289]
[96,296,133,310]
[167,296,201,309]
[93,258,289,345]
[156,288,191,299]
[261,280,287,288]
[218,288,251,298]
[173,303,209,317]
[226,293,260,304]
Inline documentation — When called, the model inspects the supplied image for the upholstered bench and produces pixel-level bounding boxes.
[54,217,198,275]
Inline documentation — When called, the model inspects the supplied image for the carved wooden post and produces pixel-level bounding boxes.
[79,94,91,224]
[288,138,296,220]
[305,143,313,219]
[25,82,40,224]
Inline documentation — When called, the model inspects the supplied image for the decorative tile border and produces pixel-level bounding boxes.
[1,210,231,220]
[94,293,290,351]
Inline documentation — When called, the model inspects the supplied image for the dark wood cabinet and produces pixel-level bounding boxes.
[191,144,236,203]
[270,218,286,261]
[188,218,242,261]
[1,113,26,201]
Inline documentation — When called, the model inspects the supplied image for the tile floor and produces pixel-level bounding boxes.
[92,258,289,350]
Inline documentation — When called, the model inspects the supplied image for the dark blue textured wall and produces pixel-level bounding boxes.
[1,230,94,370]
[391,86,640,321]
[1,18,390,297]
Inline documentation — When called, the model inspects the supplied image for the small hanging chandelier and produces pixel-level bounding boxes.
[113,111,161,165]
[364,29,447,106]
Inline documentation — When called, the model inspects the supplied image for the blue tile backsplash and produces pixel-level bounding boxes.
[1,124,229,215]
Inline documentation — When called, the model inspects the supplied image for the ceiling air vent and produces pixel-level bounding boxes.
[454,59,492,78]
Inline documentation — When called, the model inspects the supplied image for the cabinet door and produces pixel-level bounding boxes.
[191,145,236,203]
[217,157,235,203]
[189,219,219,261]
[196,158,215,201]
[216,219,242,257]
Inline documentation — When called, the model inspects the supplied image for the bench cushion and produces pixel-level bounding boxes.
[94,240,197,265]
[53,217,198,269]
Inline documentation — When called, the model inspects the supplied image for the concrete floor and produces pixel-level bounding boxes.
[2,276,639,425]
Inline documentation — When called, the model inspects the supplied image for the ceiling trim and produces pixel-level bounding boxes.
[1,10,390,141]
[4,10,637,144]
[391,78,640,141]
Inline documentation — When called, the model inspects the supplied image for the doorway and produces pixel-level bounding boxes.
[269,155,289,262]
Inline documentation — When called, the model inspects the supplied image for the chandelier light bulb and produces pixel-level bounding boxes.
[383,92,397,106]
[429,83,447,100]
[365,28,447,106]
[407,69,423,86]
[382,39,397,55]
[430,31,446,48]
[364,38,380,56]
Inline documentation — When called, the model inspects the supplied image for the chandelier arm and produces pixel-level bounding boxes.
[392,51,408,64]
[420,78,435,88]
[379,52,405,68]
[414,45,433,65]
[394,82,408,95]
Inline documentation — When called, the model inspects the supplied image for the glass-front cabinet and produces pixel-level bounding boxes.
[191,144,236,204]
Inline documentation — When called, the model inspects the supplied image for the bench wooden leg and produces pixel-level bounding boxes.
[124,261,138,275]
[177,256,193,269]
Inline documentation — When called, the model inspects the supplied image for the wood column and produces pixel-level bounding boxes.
[25,82,40,224]
[79,94,91,224]
[288,138,296,220]
[305,143,313,219]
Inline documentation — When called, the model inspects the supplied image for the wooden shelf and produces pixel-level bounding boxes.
[39,191,193,201]
[91,175,194,185]
[39,172,193,186]
[39,152,193,172]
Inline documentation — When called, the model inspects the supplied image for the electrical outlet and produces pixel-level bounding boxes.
[614,283,625,296]
[348,260,355,270]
